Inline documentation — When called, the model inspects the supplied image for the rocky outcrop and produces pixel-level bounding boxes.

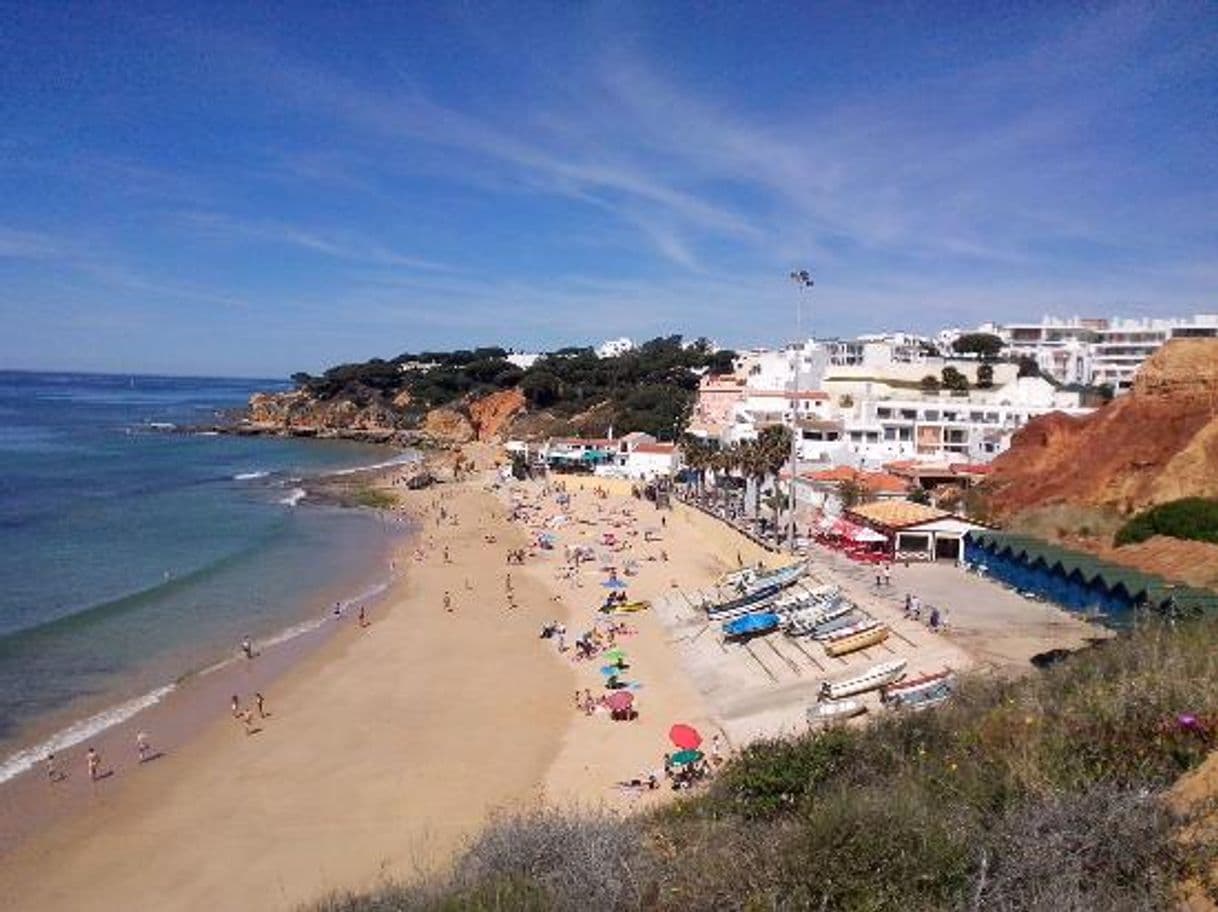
[245,390,403,439]
[985,339,1218,518]
[420,407,475,445]
[467,388,526,441]
[238,385,532,447]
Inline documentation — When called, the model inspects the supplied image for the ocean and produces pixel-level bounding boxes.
[0,371,411,783]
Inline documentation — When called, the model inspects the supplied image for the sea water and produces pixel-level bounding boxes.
[0,371,410,782]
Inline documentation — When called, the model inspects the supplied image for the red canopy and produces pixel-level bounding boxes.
[668,723,702,750]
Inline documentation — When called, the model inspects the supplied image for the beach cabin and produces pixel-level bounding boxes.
[963,531,1218,619]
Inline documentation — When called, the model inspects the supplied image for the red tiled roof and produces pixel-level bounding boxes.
[803,467,909,494]
[632,443,676,455]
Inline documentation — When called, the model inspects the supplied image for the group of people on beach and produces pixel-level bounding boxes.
[45,728,157,789]
[904,593,948,632]
[231,691,269,735]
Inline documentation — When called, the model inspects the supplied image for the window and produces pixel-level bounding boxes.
[923,410,939,421]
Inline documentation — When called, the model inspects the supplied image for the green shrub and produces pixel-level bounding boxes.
[1115,497,1218,547]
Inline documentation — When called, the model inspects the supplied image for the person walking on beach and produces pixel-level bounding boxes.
[882,564,892,587]
[241,636,254,660]
[86,747,100,781]
[255,692,267,718]
[136,730,152,762]
[875,568,883,588]
[45,753,59,783]
[443,546,452,564]
[333,601,342,619]
[904,593,913,618]
[358,605,367,627]
[443,591,453,613]
[231,694,241,716]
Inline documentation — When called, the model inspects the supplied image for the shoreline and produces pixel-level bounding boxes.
[0,500,411,854]
[0,472,578,910]
[0,446,427,793]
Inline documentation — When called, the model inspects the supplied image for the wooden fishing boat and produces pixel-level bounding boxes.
[717,561,806,595]
[773,584,839,614]
[704,582,783,618]
[784,601,852,637]
[881,669,952,702]
[823,625,890,657]
[819,659,907,699]
[889,679,954,711]
[722,611,782,641]
[818,618,881,643]
[806,699,866,725]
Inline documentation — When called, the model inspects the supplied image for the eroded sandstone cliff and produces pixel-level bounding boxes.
[241,385,528,446]
[985,339,1218,518]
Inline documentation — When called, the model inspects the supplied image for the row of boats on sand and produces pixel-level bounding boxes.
[704,561,955,723]
[709,563,891,657]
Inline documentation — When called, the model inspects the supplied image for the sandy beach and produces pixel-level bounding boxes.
[0,466,1104,911]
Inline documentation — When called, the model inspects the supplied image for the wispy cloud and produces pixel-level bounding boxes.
[176,212,453,272]
[0,227,61,259]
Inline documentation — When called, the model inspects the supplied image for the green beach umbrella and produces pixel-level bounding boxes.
[670,749,704,767]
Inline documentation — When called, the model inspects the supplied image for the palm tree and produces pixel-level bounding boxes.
[680,434,713,499]
[757,425,793,545]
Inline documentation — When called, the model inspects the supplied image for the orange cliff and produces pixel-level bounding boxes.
[984,339,1218,520]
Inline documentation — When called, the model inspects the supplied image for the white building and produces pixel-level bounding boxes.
[804,376,1089,469]
[976,314,1218,391]
[594,432,680,479]
[506,351,542,369]
[595,337,636,359]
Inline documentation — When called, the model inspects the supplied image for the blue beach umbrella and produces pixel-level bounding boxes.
[601,579,627,590]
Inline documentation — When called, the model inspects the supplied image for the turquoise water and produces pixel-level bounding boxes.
[0,372,408,778]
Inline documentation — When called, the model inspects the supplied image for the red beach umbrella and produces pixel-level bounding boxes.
[669,723,702,750]
[605,691,634,712]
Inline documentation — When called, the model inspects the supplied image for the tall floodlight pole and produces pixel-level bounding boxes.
[788,270,814,554]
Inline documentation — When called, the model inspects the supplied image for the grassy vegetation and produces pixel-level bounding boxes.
[349,486,399,510]
[1116,498,1218,547]
[312,620,1218,911]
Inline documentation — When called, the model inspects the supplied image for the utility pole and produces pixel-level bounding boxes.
[788,270,814,554]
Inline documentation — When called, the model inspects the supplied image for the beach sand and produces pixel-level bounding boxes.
[0,469,1102,910]
[0,482,574,910]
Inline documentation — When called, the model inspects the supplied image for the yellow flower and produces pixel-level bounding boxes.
[949,762,958,771]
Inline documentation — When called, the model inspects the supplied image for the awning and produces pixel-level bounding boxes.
[851,527,888,543]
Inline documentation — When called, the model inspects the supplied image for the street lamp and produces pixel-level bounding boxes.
[788,269,815,554]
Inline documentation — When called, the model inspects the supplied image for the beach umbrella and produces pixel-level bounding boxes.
[605,691,634,712]
[601,578,627,590]
[670,749,703,767]
[669,723,702,750]
[600,665,622,677]
[603,648,627,661]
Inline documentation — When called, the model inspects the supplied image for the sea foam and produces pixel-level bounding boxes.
[0,684,176,785]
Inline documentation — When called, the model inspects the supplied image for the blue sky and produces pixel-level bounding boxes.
[1,2,1215,377]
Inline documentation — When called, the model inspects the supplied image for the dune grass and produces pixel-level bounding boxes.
[313,619,1218,911]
